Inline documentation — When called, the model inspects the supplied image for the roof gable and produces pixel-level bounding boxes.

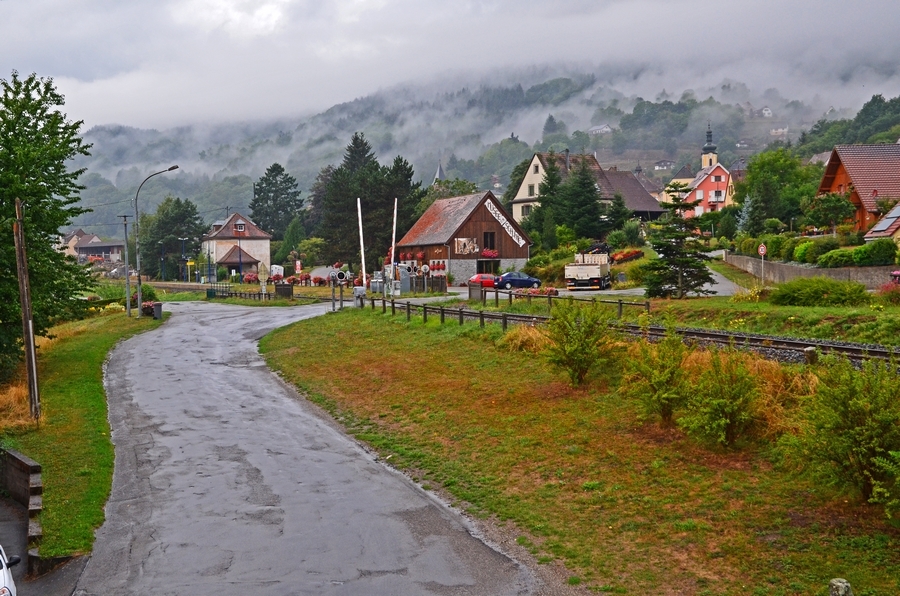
[820,144,900,211]
[204,212,272,240]
[398,191,529,247]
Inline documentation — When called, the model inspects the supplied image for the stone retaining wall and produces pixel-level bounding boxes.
[724,253,896,290]
[0,449,45,574]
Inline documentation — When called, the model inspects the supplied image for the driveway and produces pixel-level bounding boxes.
[74,302,532,595]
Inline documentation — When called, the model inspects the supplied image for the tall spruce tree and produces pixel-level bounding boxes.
[250,163,302,240]
[0,72,94,382]
[142,196,206,279]
[522,152,563,245]
[560,155,602,239]
[641,181,715,298]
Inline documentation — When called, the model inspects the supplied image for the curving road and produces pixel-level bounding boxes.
[74,302,532,596]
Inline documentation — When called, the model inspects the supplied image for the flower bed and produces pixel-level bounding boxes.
[514,287,559,296]
[611,249,643,263]
[243,272,259,284]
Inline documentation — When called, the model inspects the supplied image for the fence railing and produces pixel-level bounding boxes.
[478,288,649,317]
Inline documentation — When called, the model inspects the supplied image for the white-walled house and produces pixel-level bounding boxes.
[201,212,271,278]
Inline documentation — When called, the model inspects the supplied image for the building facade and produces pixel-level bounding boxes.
[201,212,272,277]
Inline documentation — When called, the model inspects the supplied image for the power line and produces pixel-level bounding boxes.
[79,198,132,209]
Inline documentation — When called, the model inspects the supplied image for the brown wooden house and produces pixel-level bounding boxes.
[396,191,532,282]
[817,145,900,231]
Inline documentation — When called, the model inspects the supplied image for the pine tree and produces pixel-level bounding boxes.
[274,216,307,265]
[641,182,715,298]
[250,163,302,240]
[598,193,632,239]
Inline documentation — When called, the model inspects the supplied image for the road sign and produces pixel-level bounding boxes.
[758,244,767,256]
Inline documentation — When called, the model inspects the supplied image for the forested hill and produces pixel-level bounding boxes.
[70,73,849,238]
[795,94,900,156]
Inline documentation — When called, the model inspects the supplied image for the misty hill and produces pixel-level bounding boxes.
[70,72,852,238]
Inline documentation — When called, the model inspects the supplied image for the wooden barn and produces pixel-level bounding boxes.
[396,191,532,282]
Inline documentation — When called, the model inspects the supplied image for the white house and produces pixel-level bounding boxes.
[201,212,272,278]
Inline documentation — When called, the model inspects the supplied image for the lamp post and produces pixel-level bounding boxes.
[119,215,131,317]
[134,165,179,317]
[206,242,212,282]
[159,241,166,281]
[178,237,188,282]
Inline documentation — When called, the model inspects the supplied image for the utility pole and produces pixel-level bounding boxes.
[13,199,40,421]
[120,214,131,317]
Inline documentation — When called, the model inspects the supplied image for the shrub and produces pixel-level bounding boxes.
[769,277,870,307]
[549,246,575,262]
[544,300,619,386]
[497,325,550,354]
[852,243,874,266]
[606,230,627,250]
[817,249,856,268]
[739,237,758,256]
[677,347,759,448]
[93,282,126,301]
[792,241,814,263]
[729,286,770,303]
[625,261,647,285]
[869,238,898,266]
[872,451,900,517]
[526,254,550,268]
[877,282,900,305]
[780,237,804,262]
[622,220,644,247]
[620,326,687,424]
[764,218,785,234]
[130,284,158,307]
[758,234,785,262]
[788,356,900,501]
[217,266,228,281]
[803,237,840,264]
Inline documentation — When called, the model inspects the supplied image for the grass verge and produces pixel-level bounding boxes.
[707,258,759,290]
[0,312,163,556]
[261,308,900,595]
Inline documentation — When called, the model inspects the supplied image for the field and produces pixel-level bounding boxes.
[261,307,900,595]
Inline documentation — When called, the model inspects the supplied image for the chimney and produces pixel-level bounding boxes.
[564,148,570,171]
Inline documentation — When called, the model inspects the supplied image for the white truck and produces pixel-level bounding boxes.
[565,247,612,290]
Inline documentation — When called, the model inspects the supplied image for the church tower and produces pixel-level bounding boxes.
[701,123,719,168]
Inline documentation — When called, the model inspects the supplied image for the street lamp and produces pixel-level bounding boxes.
[178,237,188,282]
[134,165,179,317]
[159,241,166,281]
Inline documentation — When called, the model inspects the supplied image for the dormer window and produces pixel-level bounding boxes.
[236,224,245,232]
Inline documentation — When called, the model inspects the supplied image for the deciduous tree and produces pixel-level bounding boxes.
[0,71,94,382]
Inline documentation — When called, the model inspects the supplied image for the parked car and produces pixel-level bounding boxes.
[494,271,541,289]
[468,273,496,288]
[0,543,20,596]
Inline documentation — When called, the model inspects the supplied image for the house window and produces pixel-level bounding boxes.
[713,175,723,182]
[528,184,535,197]
[696,189,704,201]
[236,224,245,232]
[483,232,496,250]
[477,260,500,274]
[521,205,532,217]
[533,164,539,174]
[714,190,723,200]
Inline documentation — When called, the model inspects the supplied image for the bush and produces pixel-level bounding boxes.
[872,451,900,517]
[803,237,840,264]
[769,277,870,307]
[130,284,158,307]
[852,243,874,266]
[549,246,575,262]
[817,249,856,268]
[678,348,759,448]
[758,234,785,262]
[877,282,900,305]
[622,220,644,247]
[764,218,785,234]
[787,356,900,501]
[780,237,804,262]
[792,241,814,263]
[739,237,758,256]
[526,254,550,268]
[625,261,647,285]
[869,238,898,266]
[217,266,228,281]
[606,230,627,250]
[544,300,619,387]
[621,326,687,424]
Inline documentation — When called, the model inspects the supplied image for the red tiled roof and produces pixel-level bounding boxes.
[398,192,494,247]
[217,245,259,265]
[820,145,900,212]
[204,212,272,240]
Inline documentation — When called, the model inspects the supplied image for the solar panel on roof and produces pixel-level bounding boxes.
[869,216,898,233]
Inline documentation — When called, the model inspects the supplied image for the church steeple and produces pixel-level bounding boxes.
[702,123,718,168]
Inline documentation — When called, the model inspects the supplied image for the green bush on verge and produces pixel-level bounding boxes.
[785,356,900,502]
[868,238,898,266]
[793,241,815,263]
[677,347,758,448]
[620,325,687,424]
[872,451,900,518]
[544,300,619,387]
[816,249,856,268]
[768,277,870,307]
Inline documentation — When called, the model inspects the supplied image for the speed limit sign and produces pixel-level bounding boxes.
[758,244,767,257]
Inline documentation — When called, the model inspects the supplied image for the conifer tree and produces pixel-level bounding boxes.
[250,163,302,240]
[641,181,714,298]
[560,156,602,239]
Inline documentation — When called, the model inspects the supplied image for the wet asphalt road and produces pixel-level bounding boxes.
[74,302,531,596]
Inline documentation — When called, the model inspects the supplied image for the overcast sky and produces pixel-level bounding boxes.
[3,0,900,129]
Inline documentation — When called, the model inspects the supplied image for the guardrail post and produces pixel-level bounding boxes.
[502,313,507,331]
[382,298,386,314]
[494,290,499,307]
[459,307,464,326]
[618,299,623,319]
[479,310,485,328]
[508,291,513,305]
[370,297,375,310]
[482,288,486,306]
[440,306,445,324]
[406,301,411,321]
[423,306,428,324]
[527,294,532,305]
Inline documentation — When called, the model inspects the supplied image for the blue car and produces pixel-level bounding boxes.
[493,271,541,290]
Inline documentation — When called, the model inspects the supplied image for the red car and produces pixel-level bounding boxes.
[468,273,496,288]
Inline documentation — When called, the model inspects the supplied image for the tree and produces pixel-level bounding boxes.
[718,212,738,240]
[641,182,715,298]
[415,178,478,218]
[501,158,530,211]
[317,134,424,270]
[250,163,302,240]
[802,192,856,234]
[598,193,632,239]
[0,71,94,382]
[737,195,767,236]
[273,216,306,265]
[732,148,822,223]
[141,196,206,279]
[305,165,334,237]
[559,156,602,239]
